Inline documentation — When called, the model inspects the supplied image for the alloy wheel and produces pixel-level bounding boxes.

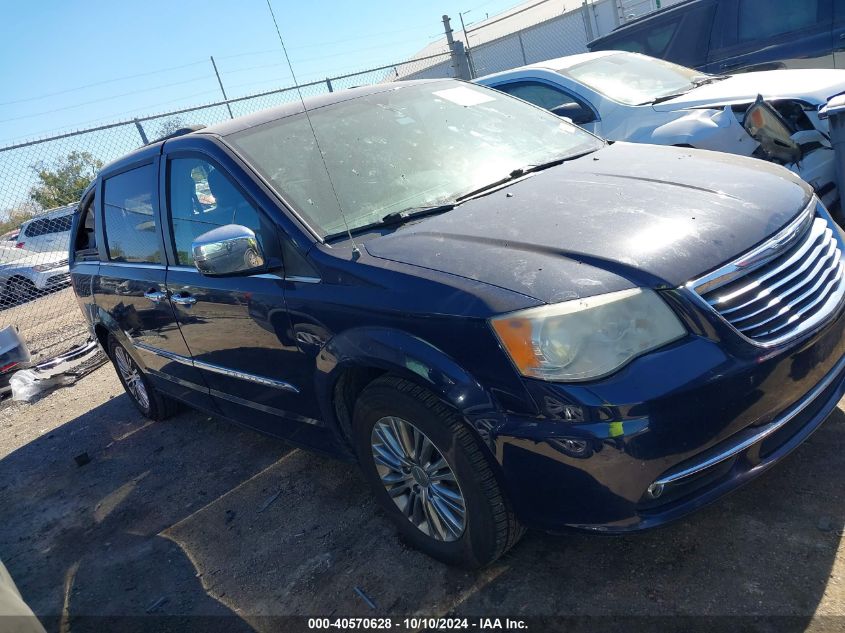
[114,346,150,411]
[370,416,466,542]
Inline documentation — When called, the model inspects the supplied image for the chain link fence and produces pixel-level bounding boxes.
[0,51,453,371]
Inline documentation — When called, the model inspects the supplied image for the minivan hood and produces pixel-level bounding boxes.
[364,143,812,304]
[653,69,845,112]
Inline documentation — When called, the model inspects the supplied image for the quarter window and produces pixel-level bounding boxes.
[167,157,270,266]
[103,164,160,263]
[738,0,818,41]
[74,194,97,257]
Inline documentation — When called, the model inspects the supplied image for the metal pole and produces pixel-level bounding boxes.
[517,32,528,65]
[325,77,334,92]
[459,11,477,79]
[442,15,472,80]
[133,118,149,144]
[210,56,234,119]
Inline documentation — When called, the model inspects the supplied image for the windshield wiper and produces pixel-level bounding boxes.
[644,76,730,105]
[455,150,598,203]
[691,74,728,87]
[324,150,598,240]
[324,203,455,240]
[379,203,456,225]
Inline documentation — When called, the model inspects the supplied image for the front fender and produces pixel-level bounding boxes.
[644,107,759,156]
[315,327,507,456]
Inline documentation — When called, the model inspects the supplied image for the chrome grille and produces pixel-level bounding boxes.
[690,199,845,346]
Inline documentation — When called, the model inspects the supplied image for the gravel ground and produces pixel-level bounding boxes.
[0,365,843,632]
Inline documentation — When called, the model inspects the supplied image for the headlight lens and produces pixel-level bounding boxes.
[491,288,686,382]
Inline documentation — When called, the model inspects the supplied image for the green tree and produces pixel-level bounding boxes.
[29,151,103,209]
[154,116,187,141]
[0,203,38,235]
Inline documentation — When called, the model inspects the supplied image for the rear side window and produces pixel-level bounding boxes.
[738,0,818,41]
[23,219,44,237]
[23,214,73,237]
[103,164,161,263]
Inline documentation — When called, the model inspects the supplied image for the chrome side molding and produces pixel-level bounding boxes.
[132,340,299,393]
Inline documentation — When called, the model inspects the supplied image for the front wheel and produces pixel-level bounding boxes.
[353,375,524,567]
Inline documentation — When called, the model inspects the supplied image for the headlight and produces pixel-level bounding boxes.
[491,288,686,382]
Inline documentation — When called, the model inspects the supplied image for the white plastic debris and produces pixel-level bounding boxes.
[10,369,74,402]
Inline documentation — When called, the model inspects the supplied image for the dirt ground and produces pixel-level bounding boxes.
[0,364,843,632]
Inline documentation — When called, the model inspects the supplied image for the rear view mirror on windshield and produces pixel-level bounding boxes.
[743,95,801,164]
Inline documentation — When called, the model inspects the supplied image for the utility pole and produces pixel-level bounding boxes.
[210,56,234,119]
[442,15,472,80]
[458,10,477,78]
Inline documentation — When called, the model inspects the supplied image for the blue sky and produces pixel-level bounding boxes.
[0,0,519,145]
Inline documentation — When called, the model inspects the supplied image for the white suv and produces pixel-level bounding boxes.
[15,204,76,253]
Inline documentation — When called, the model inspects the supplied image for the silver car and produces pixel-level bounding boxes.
[0,246,70,308]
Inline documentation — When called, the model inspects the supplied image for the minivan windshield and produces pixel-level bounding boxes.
[563,52,702,105]
[226,81,603,237]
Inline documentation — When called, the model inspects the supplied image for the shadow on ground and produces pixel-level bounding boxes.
[0,390,842,632]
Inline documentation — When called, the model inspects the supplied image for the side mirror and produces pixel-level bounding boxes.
[743,95,801,164]
[551,102,596,125]
[192,224,266,277]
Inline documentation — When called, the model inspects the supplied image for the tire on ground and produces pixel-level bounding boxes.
[352,374,524,567]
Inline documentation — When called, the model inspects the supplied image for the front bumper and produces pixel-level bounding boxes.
[494,290,845,533]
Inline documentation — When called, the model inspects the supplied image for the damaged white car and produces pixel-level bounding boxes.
[477,51,842,210]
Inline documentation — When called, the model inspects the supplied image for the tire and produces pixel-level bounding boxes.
[353,375,524,567]
[108,335,179,421]
[5,277,36,306]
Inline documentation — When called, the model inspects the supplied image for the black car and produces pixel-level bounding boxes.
[70,79,845,567]
[590,0,845,74]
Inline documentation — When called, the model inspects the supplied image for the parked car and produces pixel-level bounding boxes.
[0,229,18,244]
[477,51,843,210]
[0,246,70,308]
[0,326,30,397]
[71,79,845,567]
[15,204,75,253]
[589,0,845,74]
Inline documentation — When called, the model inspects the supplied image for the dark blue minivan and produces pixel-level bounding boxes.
[70,79,845,567]
[590,0,845,74]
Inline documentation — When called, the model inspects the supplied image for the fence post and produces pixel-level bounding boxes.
[517,32,528,65]
[134,119,149,144]
[325,77,334,92]
[581,1,595,41]
[442,15,473,80]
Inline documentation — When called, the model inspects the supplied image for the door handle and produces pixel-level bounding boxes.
[171,293,197,306]
[144,289,167,303]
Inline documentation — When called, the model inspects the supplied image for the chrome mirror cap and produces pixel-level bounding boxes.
[191,224,265,276]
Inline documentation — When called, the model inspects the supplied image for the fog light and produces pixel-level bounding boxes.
[647,482,664,499]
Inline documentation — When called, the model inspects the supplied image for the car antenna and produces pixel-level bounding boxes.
[265,0,361,258]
